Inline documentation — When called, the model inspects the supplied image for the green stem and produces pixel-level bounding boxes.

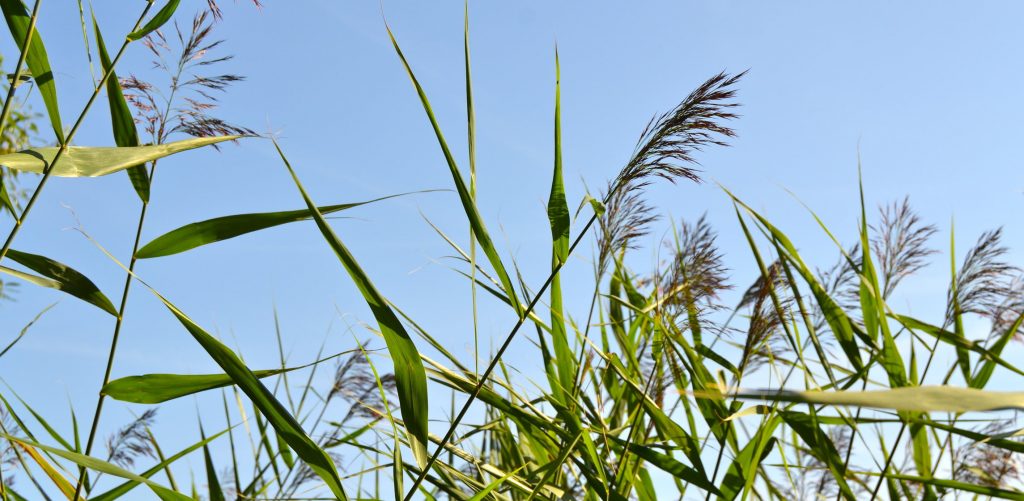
[72,164,155,501]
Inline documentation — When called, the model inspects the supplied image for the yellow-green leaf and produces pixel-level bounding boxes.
[0,135,238,177]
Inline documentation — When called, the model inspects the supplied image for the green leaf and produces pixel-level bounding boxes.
[546,48,574,403]
[606,437,722,496]
[949,224,972,382]
[894,314,1024,379]
[719,418,779,500]
[276,430,294,469]
[886,474,1024,500]
[126,0,179,41]
[387,24,523,319]
[93,14,148,202]
[103,350,348,403]
[0,434,189,501]
[0,170,14,216]
[468,466,525,501]
[154,293,349,500]
[200,425,225,501]
[274,141,429,468]
[0,135,239,177]
[2,248,117,315]
[137,193,420,258]
[103,369,289,404]
[0,0,63,143]
[972,310,1024,389]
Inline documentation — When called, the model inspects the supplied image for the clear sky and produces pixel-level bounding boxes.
[0,1,1022,498]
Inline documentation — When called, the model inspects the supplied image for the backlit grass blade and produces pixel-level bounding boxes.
[93,15,147,202]
[2,434,189,500]
[2,248,117,315]
[136,192,426,258]
[154,294,349,500]
[126,0,178,41]
[885,474,1024,500]
[16,441,76,499]
[0,0,62,143]
[387,24,523,319]
[0,135,239,177]
[274,141,429,468]
[727,386,1024,413]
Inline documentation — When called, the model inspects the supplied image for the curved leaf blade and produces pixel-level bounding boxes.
[155,294,349,500]
[387,25,523,319]
[93,15,148,201]
[102,351,347,403]
[274,141,430,468]
[126,0,179,41]
[3,249,117,315]
[137,193,419,259]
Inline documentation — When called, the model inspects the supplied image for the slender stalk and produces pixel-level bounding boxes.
[72,163,156,500]
[0,2,154,269]
[464,0,479,377]
[868,323,947,500]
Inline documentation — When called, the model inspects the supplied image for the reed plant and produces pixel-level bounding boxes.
[0,2,1020,500]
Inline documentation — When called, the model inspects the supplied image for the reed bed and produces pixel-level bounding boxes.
[0,2,1020,500]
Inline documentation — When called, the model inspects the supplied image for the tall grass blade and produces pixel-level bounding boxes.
[387,24,523,318]
[199,425,225,501]
[93,15,147,202]
[274,141,430,468]
[154,294,349,500]
[547,48,574,402]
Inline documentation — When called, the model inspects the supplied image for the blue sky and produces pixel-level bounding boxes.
[0,0,1022,498]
